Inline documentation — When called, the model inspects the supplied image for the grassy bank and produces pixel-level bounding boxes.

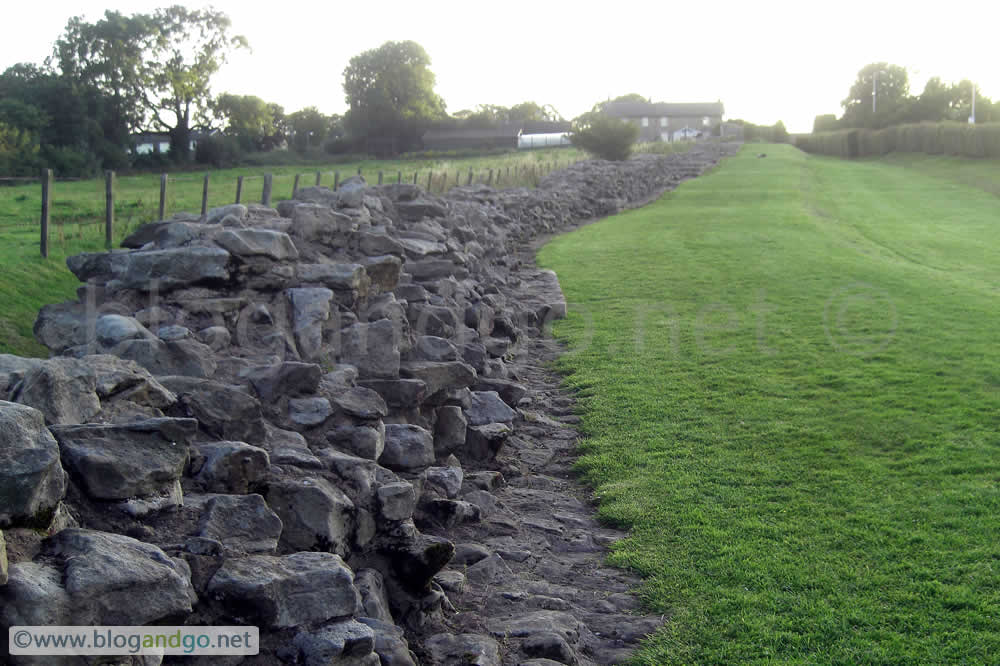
[538,144,1000,663]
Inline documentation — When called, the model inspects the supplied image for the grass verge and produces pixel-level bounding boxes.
[537,143,1000,663]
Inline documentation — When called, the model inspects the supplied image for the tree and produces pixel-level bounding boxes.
[53,6,248,163]
[144,6,249,161]
[569,112,638,161]
[841,63,909,129]
[773,120,790,143]
[215,93,278,151]
[813,114,839,133]
[343,40,446,155]
[288,106,331,153]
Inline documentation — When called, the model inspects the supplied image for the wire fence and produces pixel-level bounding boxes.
[5,157,580,258]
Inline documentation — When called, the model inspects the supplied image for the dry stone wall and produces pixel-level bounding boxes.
[0,144,738,665]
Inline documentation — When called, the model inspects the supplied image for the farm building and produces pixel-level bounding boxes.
[604,101,725,142]
[131,131,216,155]
[421,126,521,151]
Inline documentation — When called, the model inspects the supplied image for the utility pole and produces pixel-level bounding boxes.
[873,70,878,114]
[970,83,977,124]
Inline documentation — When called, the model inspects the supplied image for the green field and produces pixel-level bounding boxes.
[538,144,1000,663]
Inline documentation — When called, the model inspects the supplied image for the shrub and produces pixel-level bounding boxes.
[195,135,242,167]
[569,115,638,161]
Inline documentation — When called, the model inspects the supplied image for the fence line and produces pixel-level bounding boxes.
[28,157,582,257]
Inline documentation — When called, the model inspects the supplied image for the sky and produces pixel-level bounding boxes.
[3,0,998,134]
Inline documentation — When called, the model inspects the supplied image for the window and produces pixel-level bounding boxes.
[642,117,649,127]
[660,117,667,127]
[703,116,710,125]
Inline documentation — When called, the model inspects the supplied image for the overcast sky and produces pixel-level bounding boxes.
[3,0,998,134]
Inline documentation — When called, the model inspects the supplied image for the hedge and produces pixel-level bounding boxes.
[795,122,1000,159]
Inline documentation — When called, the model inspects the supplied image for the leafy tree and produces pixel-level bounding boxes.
[569,112,638,161]
[215,93,278,151]
[288,106,332,153]
[841,63,909,129]
[0,63,117,174]
[343,40,446,155]
[773,120,790,143]
[813,114,839,133]
[53,6,248,163]
[916,77,952,122]
[144,6,249,161]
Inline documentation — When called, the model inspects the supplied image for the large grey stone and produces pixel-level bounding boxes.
[399,361,477,397]
[362,255,403,293]
[330,386,388,420]
[0,402,66,527]
[265,477,355,555]
[85,354,176,408]
[433,405,467,456]
[95,314,155,347]
[207,551,359,628]
[159,376,265,443]
[205,203,249,225]
[287,287,333,361]
[338,320,401,379]
[377,482,416,521]
[291,204,356,247]
[0,529,6,585]
[381,424,435,473]
[196,493,283,554]
[33,301,89,354]
[293,619,377,666]
[244,362,323,403]
[288,397,332,428]
[357,616,417,666]
[51,418,195,500]
[357,378,427,408]
[424,633,500,666]
[465,391,518,426]
[14,358,101,426]
[354,568,393,623]
[464,423,511,461]
[298,262,368,292]
[215,228,299,261]
[110,246,231,291]
[115,337,218,378]
[42,528,195,625]
[192,441,270,494]
[410,336,459,362]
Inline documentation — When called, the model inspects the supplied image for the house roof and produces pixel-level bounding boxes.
[422,125,522,140]
[520,120,572,135]
[605,101,725,118]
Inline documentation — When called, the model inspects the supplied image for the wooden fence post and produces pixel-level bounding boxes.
[292,174,300,198]
[466,168,473,186]
[262,174,273,207]
[412,172,418,185]
[487,169,493,186]
[158,174,167,221]
[397,171,402,184]
[454,171,459,187]
[201,174,209,217]
[427,171,432,191]
[40,168,52,258]
[235,176,244,204]
[105,170,115,250]
[334,172,340,190]
[357,167,362,175]
[315,171,322,186]
[377,171,383,185]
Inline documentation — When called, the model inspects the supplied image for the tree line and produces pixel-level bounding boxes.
[0,8,565,177]
[814,63,994,133]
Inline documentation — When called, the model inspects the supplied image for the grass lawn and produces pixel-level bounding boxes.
[538,143,1000,663]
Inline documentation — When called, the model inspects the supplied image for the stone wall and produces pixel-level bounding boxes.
[0,144,737,665]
